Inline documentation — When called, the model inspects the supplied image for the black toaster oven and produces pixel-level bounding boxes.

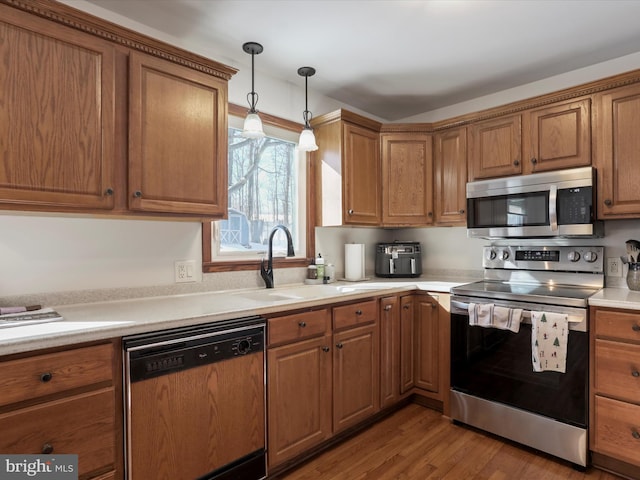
[375,242,422,278]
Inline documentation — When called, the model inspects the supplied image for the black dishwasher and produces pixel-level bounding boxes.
[123,316,266,480]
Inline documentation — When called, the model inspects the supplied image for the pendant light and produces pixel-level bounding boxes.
[241,42,265,138]
[297,66,318,152]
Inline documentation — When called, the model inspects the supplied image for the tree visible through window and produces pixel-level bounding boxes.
[219,127,299,255]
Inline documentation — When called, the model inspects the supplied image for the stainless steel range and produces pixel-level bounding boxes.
[450,245,604,468]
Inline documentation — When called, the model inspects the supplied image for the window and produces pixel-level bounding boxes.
[205,112,308,267]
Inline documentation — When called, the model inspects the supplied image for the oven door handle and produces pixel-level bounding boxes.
[549,184,558,232]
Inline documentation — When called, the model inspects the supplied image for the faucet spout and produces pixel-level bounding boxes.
[260,224,295,288]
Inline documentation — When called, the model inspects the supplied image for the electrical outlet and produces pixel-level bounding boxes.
[606,257,622,277]
[175,260,196,283]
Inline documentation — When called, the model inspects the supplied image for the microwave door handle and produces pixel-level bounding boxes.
[549,185,558,231]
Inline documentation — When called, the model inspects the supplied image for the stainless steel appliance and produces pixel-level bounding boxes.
[450,245,604,467]
[466,166,603,238]
[375,241,422,278]
[124,317,266,480]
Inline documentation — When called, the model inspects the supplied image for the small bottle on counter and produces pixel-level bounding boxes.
[315,253,325,279]
[307,265,318,280]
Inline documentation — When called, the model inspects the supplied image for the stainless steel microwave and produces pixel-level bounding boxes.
[466,167,603,238]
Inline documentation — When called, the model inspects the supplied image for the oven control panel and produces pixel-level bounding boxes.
[483,246,604,273]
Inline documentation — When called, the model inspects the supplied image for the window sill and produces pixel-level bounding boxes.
[203,257,311,273]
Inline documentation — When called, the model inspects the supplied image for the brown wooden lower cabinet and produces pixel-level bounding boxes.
[414,294,440,393]
[380,295,400,408]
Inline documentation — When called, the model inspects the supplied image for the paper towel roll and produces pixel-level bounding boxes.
[345,244,365,281]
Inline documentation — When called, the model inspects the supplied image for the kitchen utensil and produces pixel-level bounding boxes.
[626,239,640,262]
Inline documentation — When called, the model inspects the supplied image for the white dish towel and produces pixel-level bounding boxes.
[468,303,523,333]
[531,311,569,373]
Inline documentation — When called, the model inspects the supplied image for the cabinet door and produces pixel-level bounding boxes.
[400,295,415,395]
[0,5,116,210]
[380,133,433,226]
[594,83,640,218]
[343,123,381,225]
[333,323,380,432]
[434,127,467,225]
[414,295,439,393]
[469,115,522,180]
[524,98,591,174]
[380,296,400,408]
[129,51,228,216]
[267,335,332,468]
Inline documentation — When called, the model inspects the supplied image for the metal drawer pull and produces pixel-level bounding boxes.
[403,305,410,310]
[336,343,343,349]
[322,346,330,352]
[40,372,53,383]
[41,443,54,454]
[633,324,640,332]
[431,303,437,308]
[632,430,640,440]
[298,321,306,328]
[632,370,640,378]
[384,305,392,311]
[355,310,362,315]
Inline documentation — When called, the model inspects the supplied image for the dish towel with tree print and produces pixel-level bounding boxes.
[531,311,569,373]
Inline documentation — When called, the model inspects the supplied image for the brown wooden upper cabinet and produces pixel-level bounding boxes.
[0,1,235,219]
[434,127,467,225]
[468,115,522,180]
[0,5,116,211]
[522,98,591,174]
[593,83,640,219]
[311,110,382,226]
[380,133,434,226]
[128,52,229,216]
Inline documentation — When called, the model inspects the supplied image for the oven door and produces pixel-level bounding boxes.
[450,297,588,428]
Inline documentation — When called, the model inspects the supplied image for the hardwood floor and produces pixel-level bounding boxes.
[277,403,623,480]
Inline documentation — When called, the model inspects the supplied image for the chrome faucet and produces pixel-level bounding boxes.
[261,224,295,288]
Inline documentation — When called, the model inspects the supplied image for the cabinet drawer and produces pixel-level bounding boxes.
[0,343,113,407]
[595,309,640,342]
[0,388,116,476]
[268,309,330,346]
[593,395,640,467]
[595,339,640,401]
[333,299,378,330]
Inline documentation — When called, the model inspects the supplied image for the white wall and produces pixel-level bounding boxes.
[3,1,640,300]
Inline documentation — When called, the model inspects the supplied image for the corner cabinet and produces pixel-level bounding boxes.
[593,83,640,219]
[128,52,228,216]
[380,133,434,226]
[0,1,235,218]
[434,127,467,225]
[0,4,116,211]
[311,110,382,226]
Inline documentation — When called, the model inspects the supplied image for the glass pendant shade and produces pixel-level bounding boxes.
[242,112,265,138]
[298,127,318,151]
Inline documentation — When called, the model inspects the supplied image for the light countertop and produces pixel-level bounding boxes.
[588,287,640,310]
[0,278,465,356]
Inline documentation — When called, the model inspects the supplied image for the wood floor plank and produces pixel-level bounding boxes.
[277,404,624,480]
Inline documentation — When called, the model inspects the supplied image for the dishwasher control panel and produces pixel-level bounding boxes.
[126,322,264,383]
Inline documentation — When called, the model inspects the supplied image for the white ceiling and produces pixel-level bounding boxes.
[83,0,640,121]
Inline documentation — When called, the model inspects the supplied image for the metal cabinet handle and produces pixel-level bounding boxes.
[348,209,354,215]
[428,212,433,217]
[322,346,330,352]
[355,309,362,315]
[40,372,53,383]
[41,443,54,454]
[298,321,307,328]
[513,159,520,166]
[604,199,613,207]
[431,303,437,308]
[531,157,537,165]
[402,305,411,310]
[632,370,640,378]
[633,324,640,332]
[336,343,343,349]
[632,430,640,440]
[459,209,465,214]
[105,187,114,196]
[134,191,142,198]
[384,304,392,311]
